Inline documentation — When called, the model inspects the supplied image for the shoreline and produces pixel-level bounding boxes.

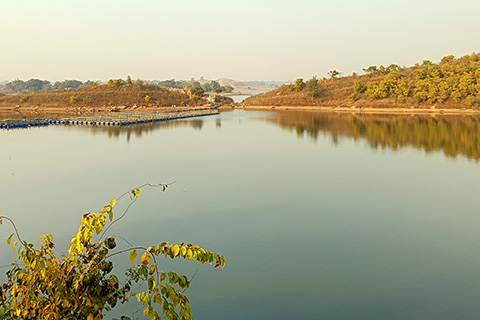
[0,104,213,118]
[2,103,480,117]
[222,105,480,115]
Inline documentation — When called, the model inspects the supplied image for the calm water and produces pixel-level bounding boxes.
[226,90,265,103]
[1,110,480,319]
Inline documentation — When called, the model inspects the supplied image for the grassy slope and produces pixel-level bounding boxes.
[246,53,480,109]
[0,84,208,108]
[245,76,362,108]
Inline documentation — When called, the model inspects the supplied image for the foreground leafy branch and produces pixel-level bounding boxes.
[0,183,225,320]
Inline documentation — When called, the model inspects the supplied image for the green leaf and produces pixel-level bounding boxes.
[148,276,156,291]
[130,249,137,263]
[139,265,148,279]
[6,233,14,245]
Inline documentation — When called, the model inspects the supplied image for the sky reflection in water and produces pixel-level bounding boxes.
[1,110,479,320]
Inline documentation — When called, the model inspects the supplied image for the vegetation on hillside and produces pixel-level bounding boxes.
[245,53,480,109]
[0,83,213,109]
[0,184,225,320]
[155,79,233,94]
[0,77,234,96]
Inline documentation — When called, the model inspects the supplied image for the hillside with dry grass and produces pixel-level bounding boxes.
[245,53,480,110]
[0,83,218,113]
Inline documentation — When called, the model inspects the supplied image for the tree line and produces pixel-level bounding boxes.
[0,79,93,94]
[0,77,234,95]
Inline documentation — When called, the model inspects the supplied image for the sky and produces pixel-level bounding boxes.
[1,0,480,82]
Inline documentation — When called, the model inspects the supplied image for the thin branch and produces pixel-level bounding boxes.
[184,267,199,293]
[0,215,27,250]
[99,196,138,239]
[99,182,175,239]
[116,235,134,248]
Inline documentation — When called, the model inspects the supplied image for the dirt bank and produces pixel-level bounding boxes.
[220,104,480,115]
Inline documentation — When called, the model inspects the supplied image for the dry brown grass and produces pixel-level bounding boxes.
[245,72,478,110]
[0,84,208,109]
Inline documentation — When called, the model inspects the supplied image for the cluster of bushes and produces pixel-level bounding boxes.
[154,79,233,94]
[352,53,480,106]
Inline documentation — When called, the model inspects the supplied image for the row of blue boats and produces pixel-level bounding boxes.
[0,110,219,130]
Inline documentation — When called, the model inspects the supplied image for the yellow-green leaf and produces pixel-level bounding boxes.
[130,249,138,263]
[154,293,162,305]
[141,252,151,266]
[6,233,14,245]
[171,244,180,257]
[110,199,116,207]
[12,240,17,252]
[186,249,192,260]
[133,189,140,197]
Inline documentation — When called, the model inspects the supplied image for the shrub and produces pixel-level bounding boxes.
[0,184,225,320]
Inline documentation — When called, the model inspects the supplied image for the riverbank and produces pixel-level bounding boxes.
[221,104,480,115]
[0,103,214,116]
[3,103,479,118]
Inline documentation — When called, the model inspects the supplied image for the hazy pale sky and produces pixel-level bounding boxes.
[1,0,479,82]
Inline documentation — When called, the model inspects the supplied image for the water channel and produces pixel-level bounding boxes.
[1,110,479,319]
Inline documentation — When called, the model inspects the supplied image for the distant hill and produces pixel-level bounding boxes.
[245,53,480,109]
[216,78,287,91]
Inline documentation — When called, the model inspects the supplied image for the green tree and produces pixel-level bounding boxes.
[223,85,234,93]
[190,86,204,96]
[350,80,367,100]
[293,78,305,91]
[363,66,378,76]
[327,70,340,79]
[0,184,224,320]
[305,76,320,99]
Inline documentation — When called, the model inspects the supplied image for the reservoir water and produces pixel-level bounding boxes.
[1,110,479,319]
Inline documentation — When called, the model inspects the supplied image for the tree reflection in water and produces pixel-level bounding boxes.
[268,111,480,161]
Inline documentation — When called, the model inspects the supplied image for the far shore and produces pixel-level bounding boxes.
[221,105,480,115]
[2,103,480,118]
[0,104,213,118]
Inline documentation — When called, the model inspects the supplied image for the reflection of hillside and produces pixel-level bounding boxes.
[268,111,480,161]
[73,118,207,142]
